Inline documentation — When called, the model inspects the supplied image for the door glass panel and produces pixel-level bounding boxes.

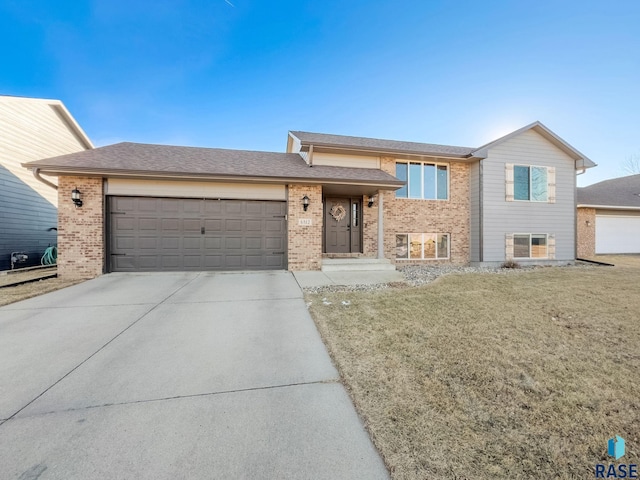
[514,234,530,257]
[396,163,408,198]
[409,233,423,259]
[531,234,547,258]
[423,164,435,199]
[437,234,449,258]
[409,163,422,198]
[423,233,436,259]
[352,202,359,227]
[437,165,448,199]
[396,234,408,259]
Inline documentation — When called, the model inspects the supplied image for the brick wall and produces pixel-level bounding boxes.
[287,185,322,270]
[576,207,596,258]
[57,176,104,279]
[377,157,471,265]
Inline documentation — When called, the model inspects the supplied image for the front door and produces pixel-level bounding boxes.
[324,197,362,254]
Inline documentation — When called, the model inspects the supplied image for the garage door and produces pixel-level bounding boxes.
[108,197,287,271]
[596,215,640,254]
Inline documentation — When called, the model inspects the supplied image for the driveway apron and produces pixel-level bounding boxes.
[0,271,389,479]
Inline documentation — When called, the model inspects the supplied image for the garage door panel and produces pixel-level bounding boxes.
[246,237,262,249]
[204,219,223,232]
[246,220,262,231]
[224,202,242,215]
[596,215,640,254]
[204,237,222,250]
[224,255,243,268]
[265,237,284,250]
[225,219,243,231]
[183,237,202,250]
[161,237,180,249]
[225,237,242,249]
[109,197,286,271]
[139,237,157,249]
[161,219,180,231]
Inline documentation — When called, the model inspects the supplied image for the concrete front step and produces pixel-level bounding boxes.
[321,258,396,272]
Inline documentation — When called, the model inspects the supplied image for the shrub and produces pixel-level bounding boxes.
[501,259,521,269]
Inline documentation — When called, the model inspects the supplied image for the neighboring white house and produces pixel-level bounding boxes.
[0,95,93,270]
[577,174,640,256]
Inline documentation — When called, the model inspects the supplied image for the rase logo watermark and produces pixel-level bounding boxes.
[595,436,637,478]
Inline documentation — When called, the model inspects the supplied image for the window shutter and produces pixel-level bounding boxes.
[547,167,556,203]
[505,164,514,201]
[505,233,514,260]
[548,234,556,259]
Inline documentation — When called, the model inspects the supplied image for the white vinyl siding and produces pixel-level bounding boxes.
[311,152,380,169]
[106,179,286,201]
[483,129,575,262]
[0,97,90,206]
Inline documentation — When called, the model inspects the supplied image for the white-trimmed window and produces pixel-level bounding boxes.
[505,164,555,203]
[513,234,548,258]
[395,162,448,200]
[396,233,449,260]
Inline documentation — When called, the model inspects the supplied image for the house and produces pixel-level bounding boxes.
[0,96,93,270]
[22,121,594,278]
[577,174,640,256]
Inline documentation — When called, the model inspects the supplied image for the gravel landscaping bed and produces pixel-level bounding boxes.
[303,262,592,294]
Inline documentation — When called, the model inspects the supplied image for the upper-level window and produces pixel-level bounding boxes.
[514,165,548,202]
[395,162,448,200]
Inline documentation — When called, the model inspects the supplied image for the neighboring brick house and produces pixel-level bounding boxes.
[23,121,595,278]
[577,174,640,257]
[0,96,93,270]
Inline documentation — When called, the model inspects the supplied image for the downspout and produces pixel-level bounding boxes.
[308,144,314,166]
[32,168,58,190]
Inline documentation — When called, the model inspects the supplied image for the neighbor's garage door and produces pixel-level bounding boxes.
[595,215,640,254]
[108,197,286,271]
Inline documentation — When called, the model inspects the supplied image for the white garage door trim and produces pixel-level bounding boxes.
[595,215,640,254]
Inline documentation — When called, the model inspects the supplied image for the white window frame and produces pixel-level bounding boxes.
[512,233,549,259]
[513,165,549,203]
[395,161,449,200]
[395,233,450,260]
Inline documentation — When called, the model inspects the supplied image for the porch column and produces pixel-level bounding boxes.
[377,190,384,259]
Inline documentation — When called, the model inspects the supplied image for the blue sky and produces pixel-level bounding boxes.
[1,0,638,186]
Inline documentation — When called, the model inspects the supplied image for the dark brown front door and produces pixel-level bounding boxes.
[324,197,362,254]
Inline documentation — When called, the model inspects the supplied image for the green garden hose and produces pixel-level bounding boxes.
[41,246,57,265]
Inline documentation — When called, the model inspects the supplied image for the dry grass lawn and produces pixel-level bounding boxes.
[307,264,640,479]
[0,278,82,307]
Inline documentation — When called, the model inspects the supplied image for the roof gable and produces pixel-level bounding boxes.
[471,121,596,169]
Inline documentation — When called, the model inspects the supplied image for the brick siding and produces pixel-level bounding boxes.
[576,207,596,258]
[376,157,471,265]
[57,176,104,279]
[287,185,322,270]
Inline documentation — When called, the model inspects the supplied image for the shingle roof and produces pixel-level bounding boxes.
[290,131,475,157]
[24,142,403,187]
[578,174,640,208]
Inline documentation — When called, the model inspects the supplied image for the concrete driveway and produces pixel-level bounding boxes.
[0,272,389,480]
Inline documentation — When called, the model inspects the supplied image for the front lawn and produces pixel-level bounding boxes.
[307,265,640,479]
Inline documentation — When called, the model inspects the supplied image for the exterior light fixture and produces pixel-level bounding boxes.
[367,195,375,208]
[71,187,83,208]
[302,195,310,211]
[585,220,591,226]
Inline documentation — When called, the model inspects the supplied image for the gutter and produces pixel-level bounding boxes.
[26,167,405,190]
[577,204,640,211]
[32,168,58,190]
